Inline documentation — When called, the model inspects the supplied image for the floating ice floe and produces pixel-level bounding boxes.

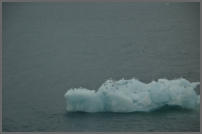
[64,78,200,112]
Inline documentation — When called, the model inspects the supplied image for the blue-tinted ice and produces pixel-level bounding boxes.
[64,78,200,112]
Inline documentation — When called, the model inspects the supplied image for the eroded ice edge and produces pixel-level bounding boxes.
[64,78,200,112]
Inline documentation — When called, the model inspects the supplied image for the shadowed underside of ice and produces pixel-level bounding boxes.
[64,78,200,113]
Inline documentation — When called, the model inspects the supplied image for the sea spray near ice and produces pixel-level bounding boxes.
[64,78,200,112]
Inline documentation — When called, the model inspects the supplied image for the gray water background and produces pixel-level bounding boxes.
[2,2,200,131]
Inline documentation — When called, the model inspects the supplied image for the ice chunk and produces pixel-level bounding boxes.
[64,78,200,112]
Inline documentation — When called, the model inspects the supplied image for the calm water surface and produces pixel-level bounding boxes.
[3,2,200,131]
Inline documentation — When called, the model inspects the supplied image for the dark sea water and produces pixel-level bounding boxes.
[2,2,200,131]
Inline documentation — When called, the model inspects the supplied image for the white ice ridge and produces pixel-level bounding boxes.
[64,78,200,112]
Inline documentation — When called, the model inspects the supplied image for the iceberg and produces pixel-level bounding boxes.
[64,78,200,112]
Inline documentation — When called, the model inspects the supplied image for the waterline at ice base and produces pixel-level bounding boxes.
[64,78,200,113]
